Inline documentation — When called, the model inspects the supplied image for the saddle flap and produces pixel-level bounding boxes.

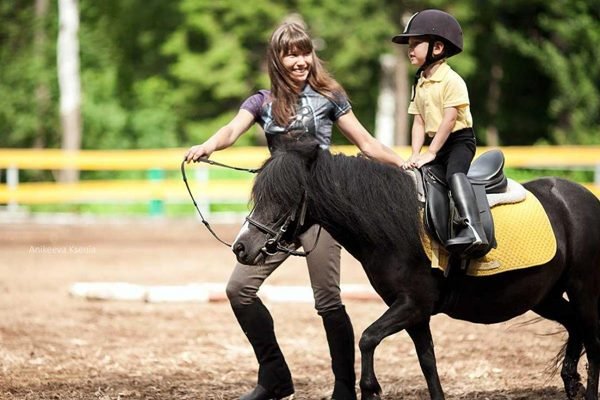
[422,165,451,244]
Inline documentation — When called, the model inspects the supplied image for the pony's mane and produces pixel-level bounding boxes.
[309,150,422,248]
[252,140,422,248]
[250,141,318,216]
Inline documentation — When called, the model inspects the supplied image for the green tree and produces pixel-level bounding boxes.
[0,2,59,148]
[78,0,182,149]
[1,0,599,151]
[465,0,600,145]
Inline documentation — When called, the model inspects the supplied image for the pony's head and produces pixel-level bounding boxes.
[232,140,320,264]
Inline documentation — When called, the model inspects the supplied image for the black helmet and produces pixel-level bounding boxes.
[392,9,463,57]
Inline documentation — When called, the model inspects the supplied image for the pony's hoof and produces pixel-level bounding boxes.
[566,381,586,399]
[360,392,382,400]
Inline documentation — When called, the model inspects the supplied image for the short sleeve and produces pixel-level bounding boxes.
[240,90,269,120]
[443,73,469,109]
[330,92,352,121]
[408,100,419,115]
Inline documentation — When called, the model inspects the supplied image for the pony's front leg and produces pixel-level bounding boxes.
[406,321,444,400]
[358,295,437,400]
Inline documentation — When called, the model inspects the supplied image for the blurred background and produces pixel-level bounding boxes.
[0,0,599,219]
[0,3,598,397]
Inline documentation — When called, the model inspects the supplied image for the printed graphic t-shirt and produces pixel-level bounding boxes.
[240,84,351,152]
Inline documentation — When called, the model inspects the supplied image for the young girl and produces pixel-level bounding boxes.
[393,9,488,254]
[185,21,403,400]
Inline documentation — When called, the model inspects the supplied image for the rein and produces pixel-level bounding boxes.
[180,158,259,247]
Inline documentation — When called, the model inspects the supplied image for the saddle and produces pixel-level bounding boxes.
[419,150,508,259]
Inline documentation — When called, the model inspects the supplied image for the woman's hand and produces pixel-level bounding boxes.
[184,144,213,163]
[401,153,420,170]
[183,109,255,163]
[401,151,436,169]
[414,151,436,168]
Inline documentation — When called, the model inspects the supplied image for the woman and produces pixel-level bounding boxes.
[185,21,404,400]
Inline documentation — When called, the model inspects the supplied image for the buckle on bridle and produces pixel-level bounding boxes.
[264,238,279,255]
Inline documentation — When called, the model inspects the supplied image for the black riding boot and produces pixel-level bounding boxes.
[232,299,294,400]
[320,306,357,400]
[445,173,488,255]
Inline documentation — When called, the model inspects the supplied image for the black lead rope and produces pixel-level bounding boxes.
[180,158,259,247]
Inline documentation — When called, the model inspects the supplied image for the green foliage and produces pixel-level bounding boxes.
[0,2,59,148]
[162,0,287,144]
[472,0,600,144]
[1,0,599,151]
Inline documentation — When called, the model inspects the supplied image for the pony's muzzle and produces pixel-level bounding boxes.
[232,241,247,262]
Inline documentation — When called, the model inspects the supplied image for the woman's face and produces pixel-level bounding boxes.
[281,48,313,87]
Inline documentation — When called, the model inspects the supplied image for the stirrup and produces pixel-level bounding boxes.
[464,222,483,246]
[446,224,479,247]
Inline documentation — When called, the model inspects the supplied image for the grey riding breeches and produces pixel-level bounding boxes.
[226,225,343,314]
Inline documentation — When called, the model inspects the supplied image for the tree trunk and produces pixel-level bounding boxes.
[394,47,409,146]
[485,62,503,147]
[375,54,397,146]
[57,0,82,182]
[34,0,50,149]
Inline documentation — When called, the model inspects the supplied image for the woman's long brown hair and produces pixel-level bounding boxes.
[267,22,347,126]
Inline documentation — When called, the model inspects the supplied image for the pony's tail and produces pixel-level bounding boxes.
[545,336,586,380]
[546,342,566,379]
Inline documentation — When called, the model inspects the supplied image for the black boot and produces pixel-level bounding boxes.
[232,299,294,400]
[320,306,357,400]
[445,173,488,255]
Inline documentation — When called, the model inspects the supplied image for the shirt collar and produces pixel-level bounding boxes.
[420,61,450,83]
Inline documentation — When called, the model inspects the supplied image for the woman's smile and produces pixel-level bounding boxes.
[282,50,313,85]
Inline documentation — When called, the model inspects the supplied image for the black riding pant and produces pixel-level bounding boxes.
[429,127,476,183]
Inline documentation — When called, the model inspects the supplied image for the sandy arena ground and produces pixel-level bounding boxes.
[0,219,587,399]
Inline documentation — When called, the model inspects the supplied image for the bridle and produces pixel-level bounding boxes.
[244,190,321,257]
[181,158,320,257]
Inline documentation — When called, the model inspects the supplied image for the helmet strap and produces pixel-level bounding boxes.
[410,38,445,101]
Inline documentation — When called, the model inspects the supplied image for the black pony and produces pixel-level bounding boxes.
[232,142,600,400]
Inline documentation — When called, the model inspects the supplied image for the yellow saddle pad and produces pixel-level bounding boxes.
[423,190,557,276]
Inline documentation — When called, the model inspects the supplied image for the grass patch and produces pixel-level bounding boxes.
[28,201,251,217]
[505,167,594,183]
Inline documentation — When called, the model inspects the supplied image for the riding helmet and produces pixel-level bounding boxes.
[392,9,463,57]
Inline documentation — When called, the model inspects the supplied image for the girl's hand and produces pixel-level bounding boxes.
[414,151,436,168]
[401,154,420,170]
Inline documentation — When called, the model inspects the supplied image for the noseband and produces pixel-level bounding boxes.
[245,191,321,257]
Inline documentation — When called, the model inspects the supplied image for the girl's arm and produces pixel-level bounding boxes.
[404,114,426,169]
[184,109,255,163]
[336,110,404,167]
[413,106,458,168]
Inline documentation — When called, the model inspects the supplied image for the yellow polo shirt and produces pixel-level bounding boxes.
[408,61,473,137]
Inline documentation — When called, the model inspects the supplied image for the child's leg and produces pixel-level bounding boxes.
[441,129,487,254]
